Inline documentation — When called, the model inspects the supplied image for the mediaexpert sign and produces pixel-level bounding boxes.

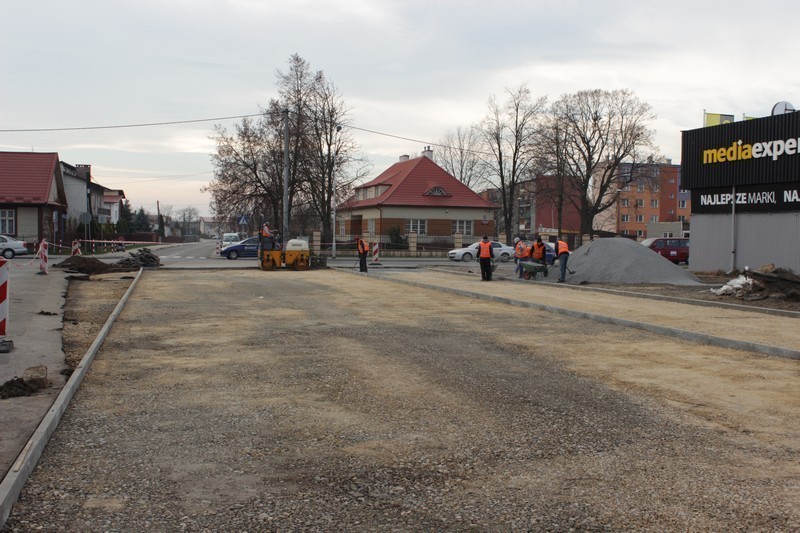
[691,182,800,214]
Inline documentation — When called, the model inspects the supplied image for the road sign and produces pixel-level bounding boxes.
[238,215,248,225]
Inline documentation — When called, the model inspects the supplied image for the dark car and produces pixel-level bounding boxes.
[220,237,260,260]
[641,237,690,264]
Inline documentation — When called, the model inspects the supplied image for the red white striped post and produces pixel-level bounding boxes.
[370,241,382,265]
[0,258,8,338]
[39,241,49,275]
[71,240,82,256]
[0,258,12,352]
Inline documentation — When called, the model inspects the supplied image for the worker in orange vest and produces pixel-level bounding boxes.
[531,237,546,262]
[513,237,530,279]
[555,237,570,283]
[478,235,495,281]
[261,222,274,251]
[355,236,369,273]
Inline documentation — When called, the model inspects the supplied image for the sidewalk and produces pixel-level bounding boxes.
[0,257,70,478]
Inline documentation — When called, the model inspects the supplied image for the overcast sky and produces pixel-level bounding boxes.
[2,0,798,218]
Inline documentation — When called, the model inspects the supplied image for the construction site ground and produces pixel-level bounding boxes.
[3,265,800,530]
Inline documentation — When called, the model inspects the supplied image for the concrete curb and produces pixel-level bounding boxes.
[0,267,144,526]
[369,273,800,361]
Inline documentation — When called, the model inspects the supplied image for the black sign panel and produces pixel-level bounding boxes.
[682,112,800,190]
[691,182,800,214]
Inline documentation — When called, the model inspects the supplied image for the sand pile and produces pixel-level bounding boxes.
[567,238,701,285]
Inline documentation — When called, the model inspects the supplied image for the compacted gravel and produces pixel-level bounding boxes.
[4,269,800,531]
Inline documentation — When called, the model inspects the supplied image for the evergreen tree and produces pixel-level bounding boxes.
[132,207,151,232]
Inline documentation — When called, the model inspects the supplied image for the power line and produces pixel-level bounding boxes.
[0,113,265,133]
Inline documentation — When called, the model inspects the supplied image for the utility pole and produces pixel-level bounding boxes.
[282,108,290,239]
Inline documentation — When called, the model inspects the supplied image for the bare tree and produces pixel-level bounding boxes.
[206,54,364,241]
[550,89,658,242]
[176,206,200,235]
[437,125,487,189]
[476,84,547,244]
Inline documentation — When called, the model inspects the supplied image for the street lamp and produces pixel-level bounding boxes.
[332,125,342,259]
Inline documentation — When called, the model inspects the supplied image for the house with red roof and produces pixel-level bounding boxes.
[336,148,498,249]
[0,151,67,244]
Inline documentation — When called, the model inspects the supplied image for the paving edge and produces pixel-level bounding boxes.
[366,272,800,361]
[0,267,144,527]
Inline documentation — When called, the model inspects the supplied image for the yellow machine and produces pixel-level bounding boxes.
[259,238,310,271]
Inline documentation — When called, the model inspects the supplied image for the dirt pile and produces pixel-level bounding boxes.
[710,265,800,302]
[54,248,160,275]
[568,237,701,285]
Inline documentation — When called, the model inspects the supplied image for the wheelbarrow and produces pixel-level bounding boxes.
[519,259,551,280]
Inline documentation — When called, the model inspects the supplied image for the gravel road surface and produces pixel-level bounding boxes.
[4,268,800,531]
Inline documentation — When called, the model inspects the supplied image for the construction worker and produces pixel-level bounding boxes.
[478,235,494,281]
[531,236,547,264]
[555,236,570,283]
[513,237,530,279]
[261,222,274,251]
[355,236,368,273]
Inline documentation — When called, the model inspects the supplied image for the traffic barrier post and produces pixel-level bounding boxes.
[0,258,12,352]
[38,241,49,275]
[71,240,82,256]
[370,241,382,265]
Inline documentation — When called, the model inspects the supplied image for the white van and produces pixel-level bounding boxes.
[221,233,241,247]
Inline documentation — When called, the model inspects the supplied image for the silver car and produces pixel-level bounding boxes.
[447,241,514,262]
[0,235,29,259]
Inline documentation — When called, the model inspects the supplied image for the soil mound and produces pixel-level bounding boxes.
[568,238,701,285]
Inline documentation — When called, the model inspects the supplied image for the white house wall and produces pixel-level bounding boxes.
[690,212,800,273]
[16,208,39,241]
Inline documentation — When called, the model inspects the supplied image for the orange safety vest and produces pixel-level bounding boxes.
[514,241,529,258]
[261,225,272,238]
[556,240,570,256]
[532,241,546,260]
[357,239,368,255]
[478,241,493,258]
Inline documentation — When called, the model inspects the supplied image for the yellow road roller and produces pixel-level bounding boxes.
[259,238,310,271]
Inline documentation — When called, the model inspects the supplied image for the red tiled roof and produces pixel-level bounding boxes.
[0,151,60,204]
[344,156,497,209]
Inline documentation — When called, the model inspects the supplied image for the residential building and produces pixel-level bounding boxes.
[336,148,498,249]
[613,161,691,239]
[0,151,67,244]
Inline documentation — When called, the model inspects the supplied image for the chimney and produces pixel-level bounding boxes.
[399,154,410,162]
[422,146,433,160]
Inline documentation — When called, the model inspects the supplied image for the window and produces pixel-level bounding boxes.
[621,199,629,207]
[425,186,449,196]
[636,199,644,207]
[669,193,675,199]
[621,184,631,192]
[0,209,15,235]
[635,215,644,223]
[653,184,660,192]
[637,229,644,237]
[451,220,473,235]
[405,219,427,235]
[678,200,687,209]
[621,214,629,222]
[650,215,659,223]
[678,215,686,222]
[637,183,645,192]
[650,199,659,208]
[368,219,375,234]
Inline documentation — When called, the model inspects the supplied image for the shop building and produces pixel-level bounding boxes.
[682,110,800,272]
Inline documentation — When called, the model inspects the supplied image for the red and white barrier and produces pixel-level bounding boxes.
[71,240,82,256]
[0,258,8,337]
[38,241,49,275]
[370,242,382,265]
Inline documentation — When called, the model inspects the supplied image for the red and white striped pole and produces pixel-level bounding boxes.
[71,240,82,256]
[39,240,49,275]
[370,241,382,265]
[0,258,12,352]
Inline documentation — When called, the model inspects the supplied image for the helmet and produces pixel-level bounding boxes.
[514,237,520,244]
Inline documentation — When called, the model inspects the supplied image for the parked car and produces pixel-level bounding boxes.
[221,237,260,260]
[0,235,28,259]
[641,237,690,264]
[221,232,242,247]
[447,241,514,262]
